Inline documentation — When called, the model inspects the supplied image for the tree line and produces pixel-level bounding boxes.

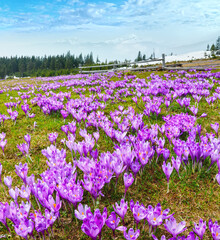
[0,51,98,79]
[206,36,220,52]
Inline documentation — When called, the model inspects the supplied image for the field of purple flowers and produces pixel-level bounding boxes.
[0,69,220,240]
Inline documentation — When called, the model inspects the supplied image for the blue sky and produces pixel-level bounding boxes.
[0,0,219,61]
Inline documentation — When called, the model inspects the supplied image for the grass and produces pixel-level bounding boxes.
[0,68,219,239]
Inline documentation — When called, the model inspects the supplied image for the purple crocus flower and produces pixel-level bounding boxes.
[21,104,30,116]
[112,158,126,185]
[123,172,134,199]
[45,208,57,228]
[146,202,174,234]
[61,125,69,136]
[0,202,10,232]
[30,210,47,235]
[75,203,91,220]
[81,207,107,240]
[171,156,181,176]
[9,187,19,203]
[132,97,137,104]
[15,162,28,184]
[47,194,62,213]
[210,123,219,137]
[17,143,29,156]
[130,159,141,182]
[48,132,58,145]
[19,185,31,201]
[4,176,12,189]
[60,109,69,121]
[199,113,207,118]
[112,198,128,225]
[193,218,206,240]
[163,149,170,162]
[93,132,100,142]
[124,228,140,240]
[162,161,173,193]
[164,216,187,238]
[130,199,147,228]
[189,106,198,116]
[0,132,6,140]
[28,113,35,118]
[14,219,34,240]
[24,134,31,147]
[106,211,127,239]
[0,139,7,156]
[68,121,77,134]
[208,219,220,240]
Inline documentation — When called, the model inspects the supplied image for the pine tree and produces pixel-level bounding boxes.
[135,51,143,62]
[210,44,216,51]
[206,44,210,51]
[96,56,100,64]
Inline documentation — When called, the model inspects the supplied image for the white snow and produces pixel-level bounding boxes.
[164,51,211,63]
[137,51,211,66]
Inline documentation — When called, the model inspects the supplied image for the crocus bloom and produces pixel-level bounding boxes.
[81,207,107,240]
[17,143,29,156]
[30,210,47,234]
[9,187,19,203]
[163,149,170,162]
[28,113,35,118]
[19,185,31,201]
[4,176,12,189]
[45,209,57,228]
[48,132,58,145]
[0,132,6,140]
[199,113,207,118]
[130,199,147,227]
[189,106,198,116]
[171,156,181,176]
[0,139,7,155]
[24,134,31,147]
[211,123,219,136]
[208,219,220,240]
[130,159,141,181]
[0,202,10,232]
[164,216,187,238]
[14,219,34,240]
[75,203,91,220]
[93,132,100,142]
[162,161,173,193]
[106,211,127,238]
[124,228,140,240]
[193,218,206,239]
[61,125,69,136]
[47,194,62,213]
[112,198,128,224]
[15,162,28,184]
[124,172,134,199]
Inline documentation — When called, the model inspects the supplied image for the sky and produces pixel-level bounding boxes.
[0,0,219,61]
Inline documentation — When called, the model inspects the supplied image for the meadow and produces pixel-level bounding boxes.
[0,68,219,240]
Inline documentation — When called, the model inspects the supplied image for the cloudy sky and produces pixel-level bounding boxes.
[0,0,219,61]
